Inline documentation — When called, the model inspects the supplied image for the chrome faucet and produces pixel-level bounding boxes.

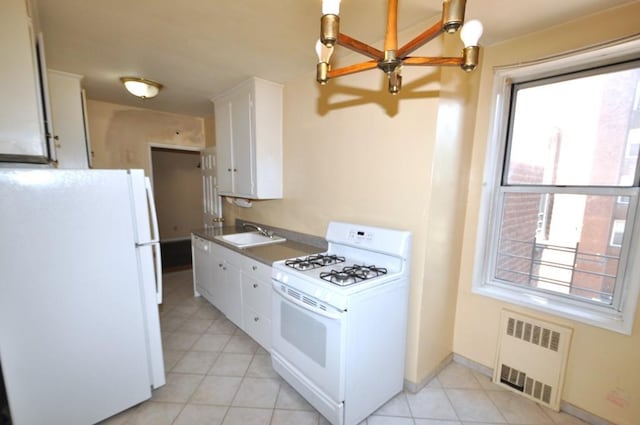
[242,223,273,238]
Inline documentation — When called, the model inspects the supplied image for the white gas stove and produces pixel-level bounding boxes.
[271,222,412,425]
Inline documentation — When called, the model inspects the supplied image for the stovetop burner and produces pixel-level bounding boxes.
[285,254,345,271]
[320,265,388,286]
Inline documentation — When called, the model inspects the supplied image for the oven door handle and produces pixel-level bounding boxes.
[275,287,343,320]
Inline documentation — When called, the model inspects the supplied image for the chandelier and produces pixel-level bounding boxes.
[316,0,483,94]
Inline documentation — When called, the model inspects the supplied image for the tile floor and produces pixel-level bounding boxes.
[101,269,589,425]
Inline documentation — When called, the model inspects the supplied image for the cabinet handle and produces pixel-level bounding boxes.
[227,168,232,172]
[233,168,237,172]
[253,283,258,288]
[252,266,257,271]
[218,263,223,268]
[254,317,259,322]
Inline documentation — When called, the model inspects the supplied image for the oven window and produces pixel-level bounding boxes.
[281,302,327,367]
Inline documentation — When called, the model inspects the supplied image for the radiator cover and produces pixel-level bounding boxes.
[493,310,573,410]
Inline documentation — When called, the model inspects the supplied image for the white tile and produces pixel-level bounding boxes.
[221,407,273,425]
[232,377,281,408]
[224,334,259,354]
[276,382,316,411]
[97,406,135,424]
[406,388,458,420]
[125,401,183,425]
[208,317,239,335]
[487,390,554,424]
[192,333,232,351]
[194,304,223,320]
[438,363,482,389]
[162,331,200,351]
[426,377,443,389]
[163,349,186,371]
[414,420,462,425]
[160,314,187,332]
[151,372,202,403]
[472,371,508,392]
[367,416,415,425]
[373,392,412,417]
[209,352,254,376]
[271,409,320,425]
[191,375,243,405]
[173,404,228,425]
[246,353,279,378]
[172,350,220,374]
[445,389,505,423]
[177,318,215,334]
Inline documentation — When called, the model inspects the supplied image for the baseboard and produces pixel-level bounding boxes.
[403,353,453,394]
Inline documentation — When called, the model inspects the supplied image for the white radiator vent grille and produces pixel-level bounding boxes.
[494,310,573,411]
[282,285,329,311]
[506,317,561,352]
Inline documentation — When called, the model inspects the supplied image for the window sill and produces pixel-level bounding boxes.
[472,282,632,335]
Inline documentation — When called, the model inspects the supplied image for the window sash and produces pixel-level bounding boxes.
[488,185,639,312]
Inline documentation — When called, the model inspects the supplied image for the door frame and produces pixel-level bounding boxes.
[147,143,203,191]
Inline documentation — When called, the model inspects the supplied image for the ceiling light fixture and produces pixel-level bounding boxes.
[317,0,483,94]
[120,77,163,99]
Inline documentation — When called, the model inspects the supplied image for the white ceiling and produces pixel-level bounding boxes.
[35,0,637,117]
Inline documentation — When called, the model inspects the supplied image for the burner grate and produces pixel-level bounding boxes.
[319,264,388,286]
[285,254,345,271]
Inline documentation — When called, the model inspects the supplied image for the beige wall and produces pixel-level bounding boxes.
[454,3,640,425]
[151,148,203,240]
[86,99,206,175]
[222,20,475,386]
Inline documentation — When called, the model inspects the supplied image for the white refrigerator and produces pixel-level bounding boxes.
[0,168,165,425]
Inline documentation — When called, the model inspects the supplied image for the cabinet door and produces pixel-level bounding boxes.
[214,100,233,193]
[210,244,243,327]
[192,236,213,300]
[0,0,48,162]
[47,70,90,168]
[229,87,254,197]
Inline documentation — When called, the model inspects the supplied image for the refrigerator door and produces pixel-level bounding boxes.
[0,169,163,425]
[128,169,165,389]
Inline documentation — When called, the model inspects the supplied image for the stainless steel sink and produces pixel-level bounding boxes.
[214,231,286,248]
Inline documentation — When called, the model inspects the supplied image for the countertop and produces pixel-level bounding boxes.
[192,222,326,266]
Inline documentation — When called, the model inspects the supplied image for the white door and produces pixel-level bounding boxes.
[201,147,222,228]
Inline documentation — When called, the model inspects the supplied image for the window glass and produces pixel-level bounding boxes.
[506,66,640,186]
[495,193,626,305]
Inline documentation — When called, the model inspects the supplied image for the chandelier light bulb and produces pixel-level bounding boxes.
[322,0,341,16]
[460,19,483,47]
[315,39,334,63]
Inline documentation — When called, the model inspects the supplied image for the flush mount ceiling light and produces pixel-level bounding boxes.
[316,0,483,94]
[120,77,163,99]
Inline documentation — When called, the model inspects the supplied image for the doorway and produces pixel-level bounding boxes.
[150,145,203,271]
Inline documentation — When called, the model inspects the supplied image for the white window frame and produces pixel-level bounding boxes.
[472,35,640,335]
[610,220,626,248]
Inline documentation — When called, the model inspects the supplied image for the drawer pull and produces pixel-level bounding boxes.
[252,265,257,271]
[254,317,259,322]
[253,283,258,288]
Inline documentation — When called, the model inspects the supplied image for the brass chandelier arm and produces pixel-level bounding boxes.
[327,61,379,79]
[402,56,464,66]
[396,21,443,59]
[337,33,385,60]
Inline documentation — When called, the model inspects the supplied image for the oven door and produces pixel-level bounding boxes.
[271,281,346,403]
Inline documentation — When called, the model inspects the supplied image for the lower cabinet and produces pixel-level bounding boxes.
[210,242,243,327]
[191,233,273,351]
[241,257,272,350]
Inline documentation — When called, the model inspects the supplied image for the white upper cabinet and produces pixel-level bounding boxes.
[47,70,92,168]
[0,0,51,163]
[213,77,283,199]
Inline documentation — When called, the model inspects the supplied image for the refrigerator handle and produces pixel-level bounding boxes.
[144,177,163,304]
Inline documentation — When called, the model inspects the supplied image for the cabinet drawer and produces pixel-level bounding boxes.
[241,257,272,281]
[242,275,271,318]
[242,307,271,352]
